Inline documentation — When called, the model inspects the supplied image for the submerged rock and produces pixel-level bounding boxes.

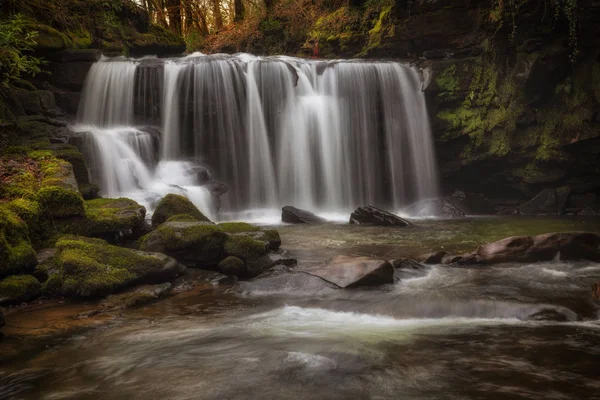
[463,232,600,264]
[282,206,327,224]
[0,275,41,306]
[45,235,184,298]
[152,193,211,226]
[300,255,394,288]
[402,199,465,218]
[349,206,411,227]
[392,258,426,270]
[100,283,172,311]
[236,268,337,296]
[526,309,569,322]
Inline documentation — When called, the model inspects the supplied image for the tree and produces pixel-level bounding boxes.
[234,0,245,21]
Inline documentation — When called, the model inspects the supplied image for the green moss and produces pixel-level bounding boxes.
[56,235,166,297]
[218,255,245,275]
[0,274,41,305]
[218,222,260,234]
[41,272,63,296]
[152,194,210,226]
[436,65,459,92]
[0,205,37,277]
[52,145,89,185]
[38,186,85,217]
[166,214,199,222]
[224,235,267,261]
[140,222,226,255]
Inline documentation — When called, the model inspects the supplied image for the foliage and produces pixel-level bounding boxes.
[0,14,46,86]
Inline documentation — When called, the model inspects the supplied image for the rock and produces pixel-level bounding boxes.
[37,158,85,218]
[519,187,570,215]
[578,206,599,216]
[58,49,102,63]
[171,269,233,294]
[50,235,184,298]
[0,275,41,306]
[282,206,327,224]
[79,183,100,200]
[236,269,338,296]
[56,198,147,243]
[54,91,81,115]
[0,309,4,331]
[52,144,90,186]
[299,255,394,288]
[593,283,600,300]
[100,283,172,311]
[218,222,281,250]
[569,193,597,209]
[402,199,465,218]
[526,308,573,322]
[0,206,38,277]
[190,166,212,184]
[151,193,211,227]
[140,221,227,267]
[349,206,411,227]
[423,50,452,60]
[418,251,447,264]
[447,191,495,215]
[464,232,600,264]
[391,258,426,270]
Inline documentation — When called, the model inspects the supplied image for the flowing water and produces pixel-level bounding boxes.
[70,53,438,219]
[2,218,600,399]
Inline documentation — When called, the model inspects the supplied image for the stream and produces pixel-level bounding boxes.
[1,217,600,399]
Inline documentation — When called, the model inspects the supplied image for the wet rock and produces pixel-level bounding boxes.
[391,258,425,270]
[578,206,599,216]
[100,283,172,311]
[299,255,394,288]
[49,235,184,298]
[463,232,600,264]
[593,283,600,300]
[0,275,41,306]
[151,193,211,227]
[527,309,568,322]
[419,251,447,264]
[403,199,465,218]
[171,269,233,294]
[189,166,212,184]
[423,50,452,60]
[518,187,570,215]
[236,269,337,296]
[282,206,326,224]
[140,221,227,267]
[447,191,495,215]
[349,206,411,227]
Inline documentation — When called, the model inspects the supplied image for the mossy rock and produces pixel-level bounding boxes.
[218,222,260,234]
[38,186,85,218]
[0,275,41,306]
[79,184,100,200]
[36,155,84,218]
[56,198,146,243]
[140,221,227,267]
[52,235,182,298]
[224,235,268,261]
[217,256,245,276]
[151,194,210,227]
[0,206,37,278]
[166,214,199,222]
[6,198,47,247]
[218,223,281,250]
[52,145,90,186]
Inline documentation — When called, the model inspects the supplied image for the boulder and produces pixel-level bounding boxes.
[299,255,394,288]
[418,251,447,264]
[140,221,227,267]
[218,222,281,250]
[236,269,338,296]
[0,275,41,306]
[392,258,429,281]
[47,235,184,298]
[518,187,570,215]
[402,199,465,218]
[0,206,37,278]
[392,258,426,270]
[151,193,211,227]
[464,232,600,264]
[37,157,85,218]
[282,206,327,224]
[447,191,495,215]
[100,283,172,311]
[349,206,411,226]
[57,197,147,243]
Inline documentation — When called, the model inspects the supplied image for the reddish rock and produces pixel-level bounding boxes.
[300,255,394,288]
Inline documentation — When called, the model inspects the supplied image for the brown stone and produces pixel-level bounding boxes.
[300,255,394,288]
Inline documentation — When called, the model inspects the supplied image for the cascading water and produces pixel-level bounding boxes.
[72,53,439,221]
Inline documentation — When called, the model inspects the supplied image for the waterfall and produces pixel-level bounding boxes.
[73,54,438,221]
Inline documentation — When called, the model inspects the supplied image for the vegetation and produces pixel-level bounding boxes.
[151,193,210,226]
[0,14,45,86]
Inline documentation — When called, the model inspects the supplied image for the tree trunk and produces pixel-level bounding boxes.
[166,0,182,35]
[234,0,245,21]
[264,0,274,12]
[212,0,223,30]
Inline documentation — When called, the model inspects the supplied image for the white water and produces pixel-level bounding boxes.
[74,54,439,220]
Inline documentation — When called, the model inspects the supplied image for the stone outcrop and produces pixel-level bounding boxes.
[299,255,394,288]
[518,187,571,215]
[282,206,326,224]
[0,275,42,306]
[460,232,600,264]
[151,193,211,227]
[349,206,411,227]
[236,268,338,296]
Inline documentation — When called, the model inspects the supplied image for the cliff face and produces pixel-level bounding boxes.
[204,0,600,203]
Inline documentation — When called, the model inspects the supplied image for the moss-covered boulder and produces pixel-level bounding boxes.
[48,235,184,298]
[0,206,37,278]
[99,283,172,311]
[36,153,84,218]
[218,222,281,250]
[0,275,41,306]
[151,194,210,227]
[140,221,227,267]
[57,198,146,243]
